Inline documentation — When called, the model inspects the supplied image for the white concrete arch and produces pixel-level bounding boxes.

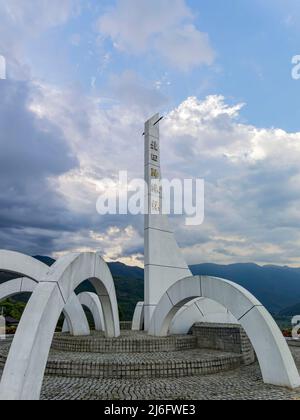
[0,250,49,280]
[62,293,90,336]
[169,298,237,335]
[132,302,144,331]
[62,292,104,332]
[0,252,120,400]
[149,275,300,389]
[0,251,90,336]
[77,292,104,331]
[0,277,90,336]
[0,277,37,299]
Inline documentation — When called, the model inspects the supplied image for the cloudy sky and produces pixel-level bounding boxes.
[1,0,300,267]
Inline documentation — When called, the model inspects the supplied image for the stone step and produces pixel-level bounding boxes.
[51,331,198,354]
[48,350,243,379]
[0,347,243,380]
[287,339,300,348]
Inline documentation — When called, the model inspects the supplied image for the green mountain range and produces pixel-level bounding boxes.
[1,257,300,322]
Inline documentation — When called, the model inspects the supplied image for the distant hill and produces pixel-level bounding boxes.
[108,262,143,280]
[190,263,300,315]
[33,255,55,266]
[278,303,300,317]
[0,257,144,321]
[1,257,300,320]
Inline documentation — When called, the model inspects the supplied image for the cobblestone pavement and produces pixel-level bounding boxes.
[38,347,300,400]
[0,344,237,363]
[1,338,300,400]
[0,343,242,380]
[51,331,197,353]
[47,349,237,363]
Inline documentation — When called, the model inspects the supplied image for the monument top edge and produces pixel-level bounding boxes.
[145,113,160,125]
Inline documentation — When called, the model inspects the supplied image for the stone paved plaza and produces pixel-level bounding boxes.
[38,346,300,400]
[0,332,300,401]
[1,332,300,400]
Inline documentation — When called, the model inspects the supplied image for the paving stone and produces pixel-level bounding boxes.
[51,331,197,353]
[1,334,300,400]
[39,346,300,400]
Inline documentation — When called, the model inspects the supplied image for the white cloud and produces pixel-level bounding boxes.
[157,24,214,71]
[29,84,300,266]
[1,1,300,268]
[0,0,81,80]
[2,63,300,267]
[163,96,300,266]
[98,0,191,52]
[0,0,80,33]
[97,0,215,71]
[108,70,168,111]
[52,226,144,267]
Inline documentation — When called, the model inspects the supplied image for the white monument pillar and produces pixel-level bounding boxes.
[144,114,192,330]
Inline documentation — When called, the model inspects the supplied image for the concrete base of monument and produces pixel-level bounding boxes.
[0,324,256,381]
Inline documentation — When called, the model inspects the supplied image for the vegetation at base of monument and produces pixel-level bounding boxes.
[282,329,293,338]
[0,298,26,322]
[6,326,17,334]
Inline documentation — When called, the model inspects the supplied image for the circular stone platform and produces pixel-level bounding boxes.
[0,331,244,380]
[51,331,197,353]
[45,349,242,380]
[0,346,242,380]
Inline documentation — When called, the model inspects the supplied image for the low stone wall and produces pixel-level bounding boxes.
[287,339,300,348]
[192,323,255,366]
[44,352,242,380]
[120,321,132,330]
[0,341,243,380]
[51,331,197,353]
[0,335,14,344]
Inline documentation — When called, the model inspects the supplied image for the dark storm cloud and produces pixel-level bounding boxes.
[0,79,79,253]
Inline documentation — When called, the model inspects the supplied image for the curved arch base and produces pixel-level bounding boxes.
[0,277,90,337]
[149,275,300,389]
[0,252,120,400]
[0,251,91,337]
[62,292,104,333]
[132,302,144,331]
[170,298,237,335]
